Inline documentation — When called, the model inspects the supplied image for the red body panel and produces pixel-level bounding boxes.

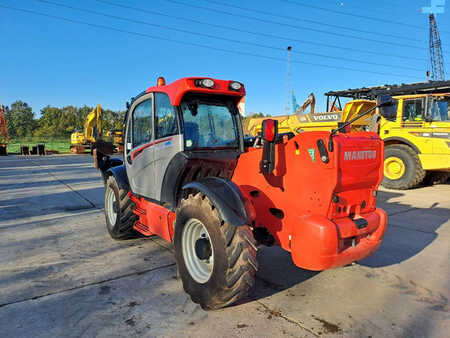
[130,194,175,242]
[291,209,387,270]
[232,131,387,271]
[145,77,245,106]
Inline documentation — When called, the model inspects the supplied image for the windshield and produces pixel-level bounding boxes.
[428,96,450,121]
[402,98,426,121]
[181,99,239,150]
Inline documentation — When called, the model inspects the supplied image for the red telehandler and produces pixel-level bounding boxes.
[0,102,9,156]
[94,77,393,309]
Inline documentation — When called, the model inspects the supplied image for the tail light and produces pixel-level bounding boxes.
[262,119,278,142]
[260,119,278,174]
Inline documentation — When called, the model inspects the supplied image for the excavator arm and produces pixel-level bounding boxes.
[70,104,103,153]
[84,104,102,143]
[295,93,315,115]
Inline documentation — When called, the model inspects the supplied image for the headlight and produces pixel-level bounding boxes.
[194,78,215,88]
[229,81,242,91]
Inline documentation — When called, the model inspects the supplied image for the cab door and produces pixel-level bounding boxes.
[400,97,432,153]
[152,93,183,201]
[124,94,157,199]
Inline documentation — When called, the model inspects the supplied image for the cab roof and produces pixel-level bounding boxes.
[325,80,450,100]
[144,77,245,106]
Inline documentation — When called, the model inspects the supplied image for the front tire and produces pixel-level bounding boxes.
[104,176,138,240]
[174,192,258,310]
[382,144,425,190]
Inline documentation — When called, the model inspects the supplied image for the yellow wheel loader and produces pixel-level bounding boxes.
[105,129,124,153]
[326,81,450,189]
[246,81,450,189]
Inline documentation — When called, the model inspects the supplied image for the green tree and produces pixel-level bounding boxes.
[5,101,35,138]
[34,106,62,137]
[60,106,78,135]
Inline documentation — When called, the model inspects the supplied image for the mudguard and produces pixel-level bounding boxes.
[183,177,248,226]
[107,164,130,190]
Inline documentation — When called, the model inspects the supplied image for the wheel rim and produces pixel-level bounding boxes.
[106,188,117,225]
[384,156,406,180]
[182,218,214,284]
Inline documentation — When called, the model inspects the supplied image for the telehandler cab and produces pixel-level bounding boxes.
[94,77,390,309]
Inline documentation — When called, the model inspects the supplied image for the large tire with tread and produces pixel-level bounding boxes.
[382,144,425,190]
[104,176,138,240]
[174,192,258,310]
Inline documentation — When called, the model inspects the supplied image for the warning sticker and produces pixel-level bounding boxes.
[308,148,315,162]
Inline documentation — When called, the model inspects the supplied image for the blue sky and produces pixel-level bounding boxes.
[1,0,450,116]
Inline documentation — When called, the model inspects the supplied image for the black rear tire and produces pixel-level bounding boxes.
[104,176,138,240]
[174,192,258,310]
[382,144,425,190]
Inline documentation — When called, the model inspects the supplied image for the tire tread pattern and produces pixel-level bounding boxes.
[105,176,138,240]
[177,192,258,310]
[382,144,425,190]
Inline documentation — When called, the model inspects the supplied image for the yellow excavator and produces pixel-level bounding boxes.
[70,104,124,154]
[246,93,375,136]
[70,104,103,154]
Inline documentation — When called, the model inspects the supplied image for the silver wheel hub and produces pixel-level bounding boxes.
[182,218,214,284]
[106,188,117,225]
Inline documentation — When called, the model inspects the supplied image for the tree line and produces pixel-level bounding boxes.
[1,101,125,141]
[1,100,270,142]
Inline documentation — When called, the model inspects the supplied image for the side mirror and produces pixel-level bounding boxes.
[260,119,278,174]
[376,95,397,120]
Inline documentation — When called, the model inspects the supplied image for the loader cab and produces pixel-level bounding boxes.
[398,95,450,123]
[400,96,427,123]
[180,93,243,152]
[426,95,450,122]
[124,77,245,205]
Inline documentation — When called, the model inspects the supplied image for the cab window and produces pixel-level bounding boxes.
[428,97,450,121]
[402,99,425,121]
[126,114,132,151]
[181,99,239,149]
[132,99,153,148]
[155,93,178,139]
